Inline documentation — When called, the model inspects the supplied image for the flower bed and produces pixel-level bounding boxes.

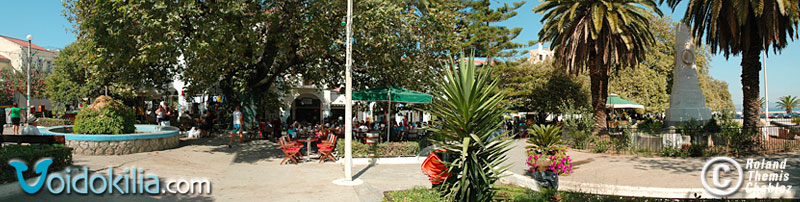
[526,148,573,176]
[0,144,73,184]
[336,140,420,158]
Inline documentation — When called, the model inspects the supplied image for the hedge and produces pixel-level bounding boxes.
[1,145,73,184]
[336,140,420,158]
[35,118,73,127]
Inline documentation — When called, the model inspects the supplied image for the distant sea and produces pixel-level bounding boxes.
[732,107,800,113]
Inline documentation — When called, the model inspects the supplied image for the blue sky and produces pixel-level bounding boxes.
[0,1,797,110]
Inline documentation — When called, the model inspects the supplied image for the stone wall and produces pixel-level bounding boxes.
[64,135,180,155]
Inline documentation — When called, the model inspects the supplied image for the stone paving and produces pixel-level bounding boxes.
[2,133,430,202]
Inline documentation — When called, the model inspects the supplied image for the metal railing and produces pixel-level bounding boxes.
[561,126,800,155]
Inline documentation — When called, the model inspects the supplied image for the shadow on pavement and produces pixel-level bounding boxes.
[175,134,286,164]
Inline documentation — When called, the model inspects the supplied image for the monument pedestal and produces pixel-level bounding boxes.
[665,107,712,126]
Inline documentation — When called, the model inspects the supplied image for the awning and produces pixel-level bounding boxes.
[352,86,432,104]
[331,94,346,107]
[606,94,644,109]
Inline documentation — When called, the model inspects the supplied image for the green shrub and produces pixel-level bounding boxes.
[73,96,136,134]
[611,131,631,153]
[703,118,722,133]
[725,128,758,156]
[592,139,610,153]
[568,130,592,150]
[1,145,73,184]
[526,124,566,155]
[638,118,663,133]
[685,144,707,157]
[35,118,73,127]
[792,117,800,125]
[660,146,685,157]
[335,140,420,158]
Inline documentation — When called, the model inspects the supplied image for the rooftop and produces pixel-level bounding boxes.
[0,35,53,53]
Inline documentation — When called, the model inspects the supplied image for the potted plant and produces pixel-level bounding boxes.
[525,125,573,189]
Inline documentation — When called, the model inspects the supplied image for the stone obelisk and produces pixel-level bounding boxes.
[665,23,712,126]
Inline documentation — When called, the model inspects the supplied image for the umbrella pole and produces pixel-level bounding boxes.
[387,91,390,143]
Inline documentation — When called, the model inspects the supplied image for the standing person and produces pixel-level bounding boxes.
[156,101,172,126]
[271,117,282,140]
[7,103,23,135]
[229,106,244,148]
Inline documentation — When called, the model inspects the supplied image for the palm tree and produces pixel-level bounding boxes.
[662,0,800,128]
[777,95,799,113]
[534,0,662,132]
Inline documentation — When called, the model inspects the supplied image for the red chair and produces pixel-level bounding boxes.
[279,137,302,164]
[421,149,451,184]
[318,136,337,163]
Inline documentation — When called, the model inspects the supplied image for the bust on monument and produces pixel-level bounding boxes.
[665,23,712,126]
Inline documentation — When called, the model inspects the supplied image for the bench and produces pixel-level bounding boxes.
[0,135,66,148]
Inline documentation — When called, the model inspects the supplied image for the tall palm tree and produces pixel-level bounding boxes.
[534,0,662,131]
[662,0,800,128]
[777,95,799,113]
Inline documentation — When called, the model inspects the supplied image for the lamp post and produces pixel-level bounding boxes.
[333,0,362,186]
[26,34,32,117]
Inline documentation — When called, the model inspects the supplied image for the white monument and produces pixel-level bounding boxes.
[665,23,712,126]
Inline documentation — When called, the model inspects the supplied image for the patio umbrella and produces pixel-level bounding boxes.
[353,86,432,141]
[606,94,644,109]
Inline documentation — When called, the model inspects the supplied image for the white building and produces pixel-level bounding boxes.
[528,43,553,64]
[0,35,58,109]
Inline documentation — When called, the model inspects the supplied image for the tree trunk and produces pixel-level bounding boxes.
[740,41,762,129]
[589,59,609,134]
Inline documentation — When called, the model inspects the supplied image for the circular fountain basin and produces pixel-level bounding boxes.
[40,124,181,155]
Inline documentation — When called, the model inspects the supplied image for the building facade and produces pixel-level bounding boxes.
[528,43,553,64]
[0,35,58,109]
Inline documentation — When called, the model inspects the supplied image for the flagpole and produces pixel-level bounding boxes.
[763,51,769,126]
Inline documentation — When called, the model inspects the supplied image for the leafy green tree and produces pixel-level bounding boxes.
[457,0,527,63]
[45,39,103,110]
[64,0,459,124]
[776,95,799,113]
[535,0,663,131]
[662,0,800,128]
[494,60,590,123]
[426,57,511,202]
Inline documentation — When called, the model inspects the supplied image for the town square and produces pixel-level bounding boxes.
[1,0,800,201]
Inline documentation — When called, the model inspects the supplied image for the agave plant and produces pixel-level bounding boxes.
[425,56,512,202]
[525,124,566,155]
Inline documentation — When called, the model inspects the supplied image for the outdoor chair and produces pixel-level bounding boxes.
[279,136,303,164]
[316,133,336,149]
[318,136,338,163]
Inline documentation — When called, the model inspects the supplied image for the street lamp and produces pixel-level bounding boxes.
[333,0,362,186]
[26,34,32,118]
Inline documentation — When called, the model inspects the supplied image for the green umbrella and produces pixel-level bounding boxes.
[606,94,644,109]
[353,86,432,141]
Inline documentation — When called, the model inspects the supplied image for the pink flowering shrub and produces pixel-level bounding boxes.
[526,148,573,176]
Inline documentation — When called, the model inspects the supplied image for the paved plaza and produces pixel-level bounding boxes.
[3,131,799,201]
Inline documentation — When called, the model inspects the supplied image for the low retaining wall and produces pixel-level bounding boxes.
[40,125,181,155]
